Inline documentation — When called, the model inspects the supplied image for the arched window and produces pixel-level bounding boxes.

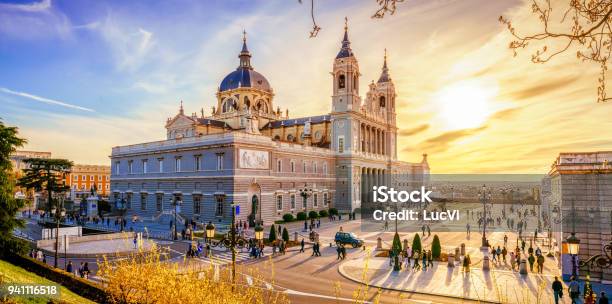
[379,96,386,108]
[244,96,251,109]
[255,99,268,113]
[338,74,346,89]
[287,134,294,142]
[222,98,237,113]
[273,135,280,141]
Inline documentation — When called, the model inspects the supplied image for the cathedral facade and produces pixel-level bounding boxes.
[110,24,429,226]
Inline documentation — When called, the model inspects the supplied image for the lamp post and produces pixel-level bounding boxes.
[115,197,127,231]
[172,197,183,240]
[204,203,260,287]
[50,196,66,268]
[566,199,580,279]
[478,184,492,248]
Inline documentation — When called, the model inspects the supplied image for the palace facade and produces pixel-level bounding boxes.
[110,24,429,226]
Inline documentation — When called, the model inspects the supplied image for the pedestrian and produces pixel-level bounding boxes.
[427,225,431,237]
[304,221,307,231]
[586,290,596,304]
[300,238,305,253]
[463,254,470,272]
[133,234,138,249]
[600,291,609,304]
[521,239,526,252]
[510,252,517,271]
[412,251,421,270]
[466,223,471,236]
[568,276,581,304]
[316,242,321,256]
[502,246,507,263]
[403,251,410,270]
[78,262,84,278]
[528,253,535,272]
[42,255,46,264]
[427,250,433,268]
[536,246,542,257]
[421,225,426,236]
[537,254,545,273]
[491,247,497,263]
[311,242,317,256]
[421,251,427,271]
[341,246,346,259]
[83,262,90,279]
[337,246,342,260]
[496,246,502,263]
[66,261,73,274]
[552,276,563,304]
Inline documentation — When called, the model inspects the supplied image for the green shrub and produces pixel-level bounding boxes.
[328,208,338,216]
[282,228,289,242]
[268,225,277,242]
[318,210,328,217]
[296,212,307,221]
[282,213,294,222]
[0,236,31,257]
[308,211,318,219]
[411,233,422,253]
[431,234,441,260]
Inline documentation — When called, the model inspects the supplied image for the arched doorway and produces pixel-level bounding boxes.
[247,183,261,227]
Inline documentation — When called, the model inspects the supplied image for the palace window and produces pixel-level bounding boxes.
[140,193,147,211]
[73,175,78,181]
[90,175,94,181]
[338,136,345,153]
[195,155,201,171]
[82,174,86,181]
[287,134,294,142]
[115,162,120,175]
[175,157,181,172]
[290,194,296,210]
[222,98,237,113]
[128,161,133,174]
[303,162,307,173]
[158,159,164,173]
[276,195,283,211]
[215,196,224,216]
[323,163,328,174]
[98,183,102,191]
[290,161,295,173]
[193,195,202,214]
[105,184,109,190]
[379,96,386,108]
[156,194,163,212]
[277,159,282,172]
[313,162,317,173]
[302,195,307,209]
[143,159,148,174]
[217,154,224,171]
[314,193,318,207]
[323,193,328,206]
[126,193,132,209]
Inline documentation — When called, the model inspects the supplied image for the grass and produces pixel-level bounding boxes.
[0,259,96,304]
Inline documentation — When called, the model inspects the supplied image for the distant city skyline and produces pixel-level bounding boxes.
[1,0,611,173]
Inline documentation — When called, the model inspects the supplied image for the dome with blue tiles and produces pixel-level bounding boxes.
[219,34,272,93]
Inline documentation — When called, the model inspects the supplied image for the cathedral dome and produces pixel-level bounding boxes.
[219,33,272,93]
[219,68,271,93]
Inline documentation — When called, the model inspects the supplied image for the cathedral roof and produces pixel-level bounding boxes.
[264,115,331,128]
[336,19,354,59]
[219,32,272,93]
[377,50,391,83]
[196,118,228,128]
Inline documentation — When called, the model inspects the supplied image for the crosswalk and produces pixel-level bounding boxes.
[194,249,266,266]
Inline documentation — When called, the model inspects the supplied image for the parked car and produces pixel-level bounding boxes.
[334,231,364,248]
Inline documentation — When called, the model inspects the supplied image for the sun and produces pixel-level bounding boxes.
[434,79,496,130]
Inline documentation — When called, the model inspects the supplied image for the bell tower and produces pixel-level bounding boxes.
[376,49,396,126]
[331,18,361,113]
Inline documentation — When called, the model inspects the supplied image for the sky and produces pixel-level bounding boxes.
[1,0,610,174]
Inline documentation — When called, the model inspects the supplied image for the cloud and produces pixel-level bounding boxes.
[418,125,488,153]
[0,0,51,12]
[0,0,71,40]
[0,87,94,112]
[399,124,429,137]
[502,76,581,100]
[490,107,522,120]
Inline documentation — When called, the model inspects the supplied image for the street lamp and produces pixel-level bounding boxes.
[50,197,66,269]
[115,197,127,231]
[566,232,580,278]
[172,197,182,240]
[204,203,255,287]
[478,184,492,248]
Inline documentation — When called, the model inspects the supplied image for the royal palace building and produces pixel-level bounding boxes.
[110,23,429,226]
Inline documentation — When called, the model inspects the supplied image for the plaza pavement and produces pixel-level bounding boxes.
[339,255,566,304]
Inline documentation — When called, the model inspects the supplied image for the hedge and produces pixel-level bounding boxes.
[318,210,328,217]
[308,211,319,219]
[282,213,294,222]
[328,208,339,216]
[3,253,108,303]
[296,212,307,221]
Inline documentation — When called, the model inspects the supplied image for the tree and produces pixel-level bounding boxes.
[282,227,289,242]
[282,213,294,222]
[17,158,72,267]
[308,210,319,219]
[17,158,73,213]
[0,120,28,256]
[268,224,277,243]
[431,234,441,260]
[391,232,402,254]
[411,233,422,253]
[500,1,612,102]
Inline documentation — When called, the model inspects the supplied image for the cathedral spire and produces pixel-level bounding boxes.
[336,17,354,59]
[377,48,391,83]
[238,30,252,69]
[179,100,184,115]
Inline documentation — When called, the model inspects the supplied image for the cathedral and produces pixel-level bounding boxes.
[110,22,429,226]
